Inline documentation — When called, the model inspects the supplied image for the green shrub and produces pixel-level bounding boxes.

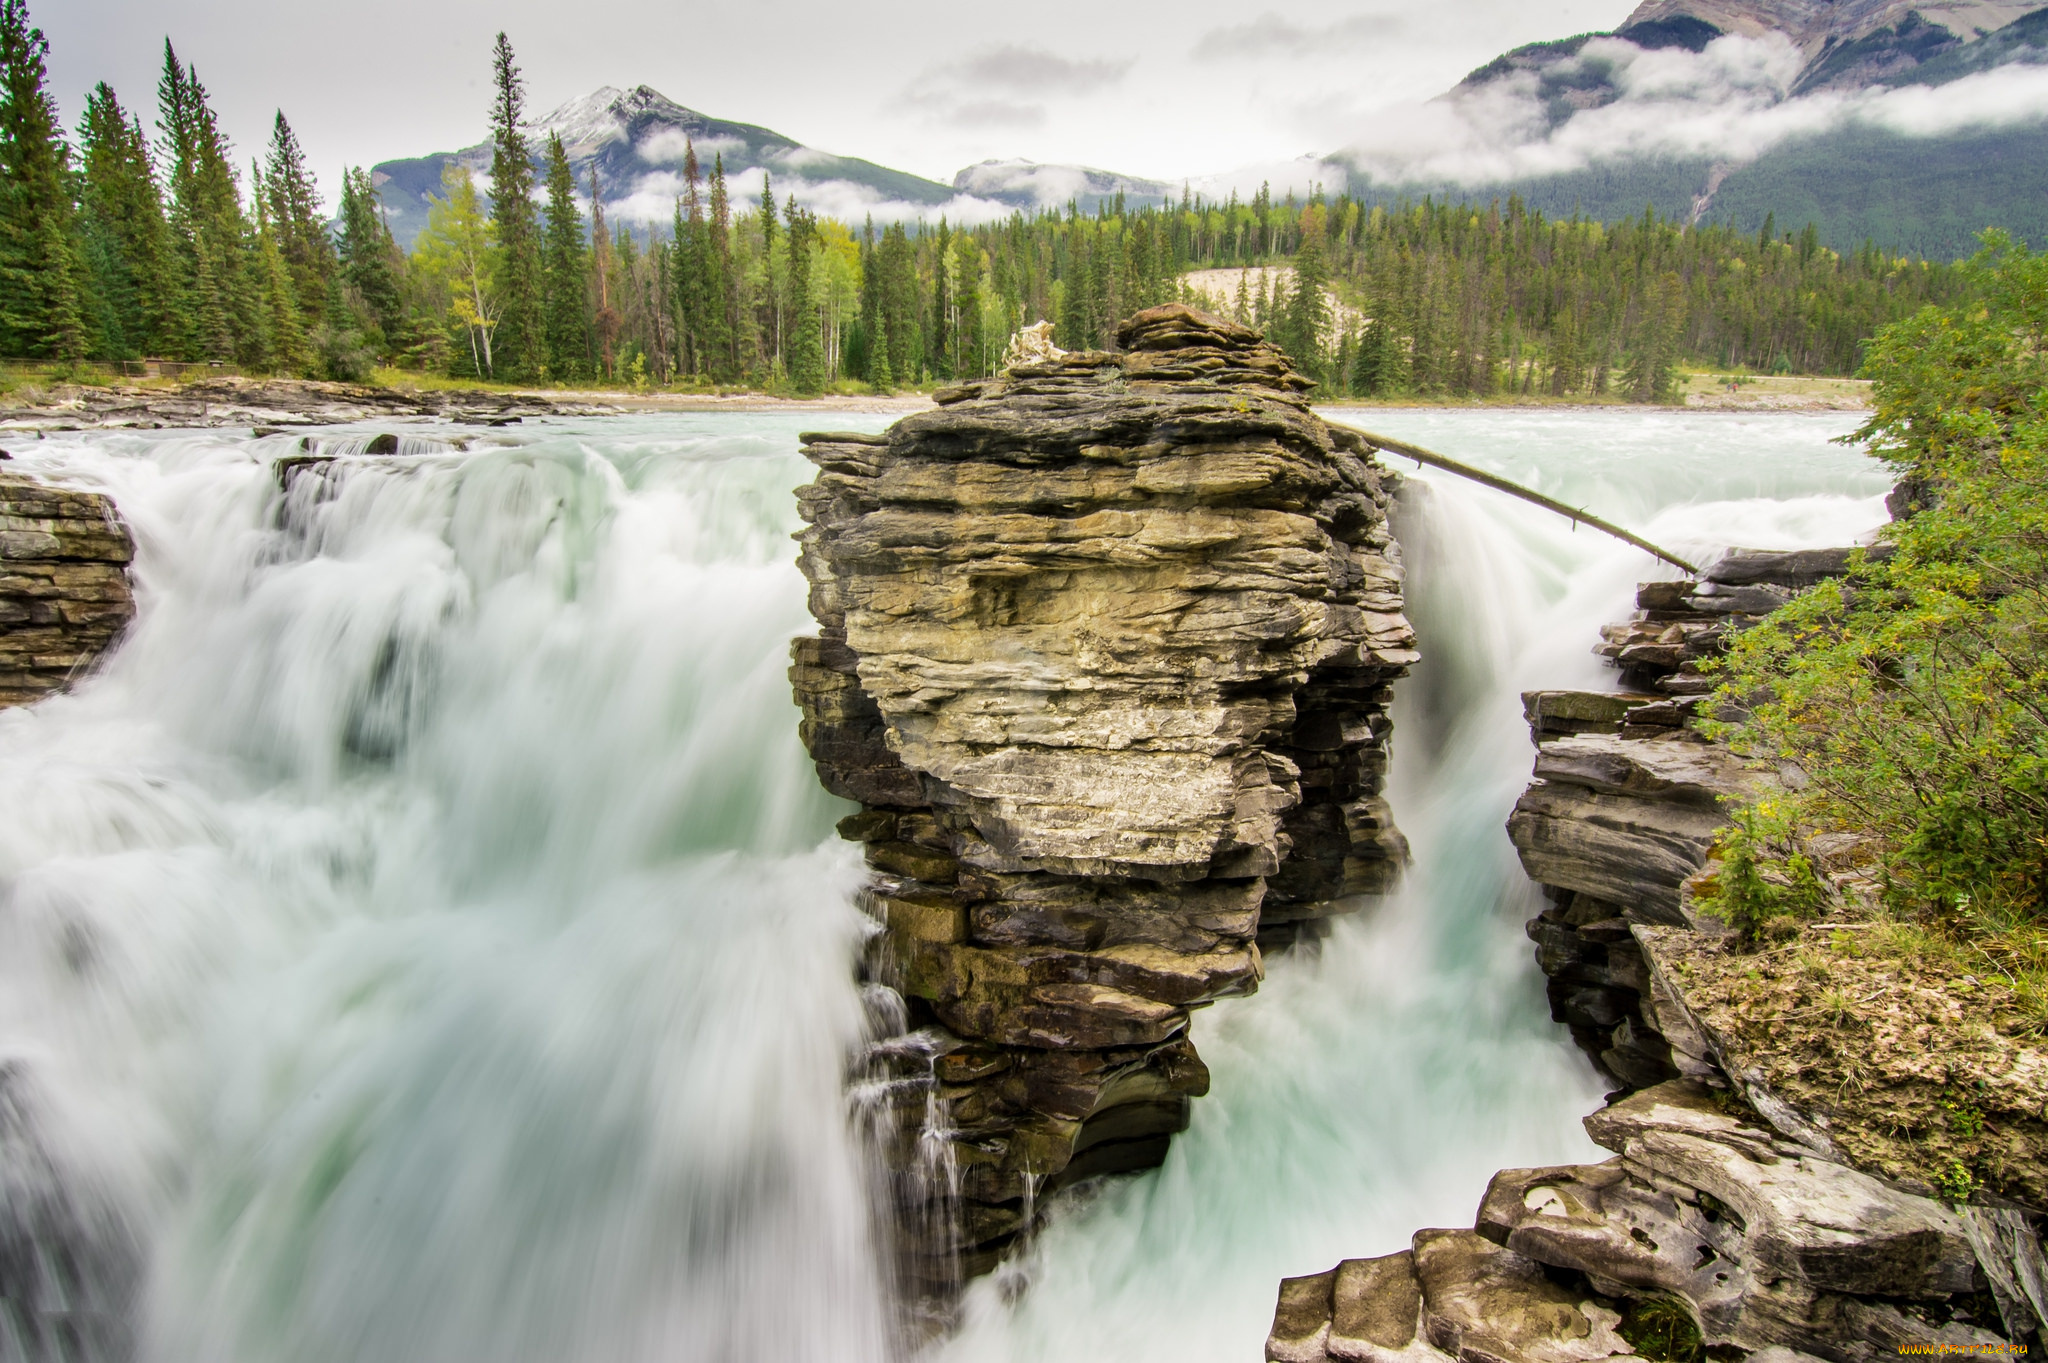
[1703,231,2048,941]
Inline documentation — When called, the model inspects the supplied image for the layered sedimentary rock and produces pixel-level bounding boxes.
[791,305,1414,1285]
[0,473,134,705]
[1269,1081,2023,1363]
[1271,542,2046,1362]
[1510,546,1882,1087]
[1591,546,1886,697]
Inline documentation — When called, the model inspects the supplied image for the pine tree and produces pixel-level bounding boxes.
[262,112,333,327]
[673,137,707,377]
[1278,203,1330,379]
[0,0,87,359]
[878,221,915,383]
[487,33,543,380]
[1058,226,1090,351]
[951,232,983,377]
[756,171,780,375]
[707,154,736,380]
[856,215,880,383]
[76,82,178,358]
[784,199,823,394]
[868,309,893,392]
[253,183,307,372]
[158,44,258,363]
[539,131,586,381]
[1620,272,1684,403]
[337,166,404,357]
[928,218,951,380]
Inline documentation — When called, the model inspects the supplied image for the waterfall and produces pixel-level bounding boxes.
[936,408,1893,1362]
[0,420,897,1363]
[0,410,1892,1363]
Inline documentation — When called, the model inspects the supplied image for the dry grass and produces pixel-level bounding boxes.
[1657,917,2048,1207]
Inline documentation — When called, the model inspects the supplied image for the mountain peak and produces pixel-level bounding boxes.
[1618,0,2044,57]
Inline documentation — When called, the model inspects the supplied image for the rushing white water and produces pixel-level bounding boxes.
[0,408,1891,1363]
[0,417,897,1363]
[938,407,1894,1363]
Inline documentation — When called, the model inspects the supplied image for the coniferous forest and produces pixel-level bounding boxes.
[0,0,1975,400]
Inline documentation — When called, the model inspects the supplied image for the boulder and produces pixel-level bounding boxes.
[0,475,134,705]
[796,305,1414,1284]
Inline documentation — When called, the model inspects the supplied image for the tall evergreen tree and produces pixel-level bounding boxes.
[757,171,779,374]
[784,198,823,394]
[1058,226,1091,351]
[539,131,586,380]
[487,33,542,380]
[878,221,917,381]
[672,137,707,377]
[253,181,307,372]
[76,82,178,358]
[1277,203,1330,379]
[950,231,983,378]
[927,218,951,380]
[707,153,736,379]
[0,0,86,358]
[262,111,333,326]
[336,166,404,357]
[158,44,258,363]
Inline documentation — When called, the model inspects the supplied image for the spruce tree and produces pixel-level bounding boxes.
[77,82,178,358]
[673,137,706,377]
[254,184,307,372]
[1058,227,1090,351]
[539,131,586,381]
[262,112,333,326]
[336,167,404,357]
[158,45,257,363]
[951,232,982,378]
[1278,204,1330,380]
[878,221,915,381]
[784,199,823,394]
[857,215,880,383]
[868,309,893,392]
[757,171,779,374]
[707,154,735,380]
[487,33,543,379]
[0,0,87,359]
[928,218,951,380]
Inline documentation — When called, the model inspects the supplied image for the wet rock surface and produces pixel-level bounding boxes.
[0,376,619,430]
[791,305,1414,1288]
[0,473,134,705]
[1272,544,2045,1362]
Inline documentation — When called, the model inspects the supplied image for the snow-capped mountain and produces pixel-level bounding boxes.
[368,84,957,249]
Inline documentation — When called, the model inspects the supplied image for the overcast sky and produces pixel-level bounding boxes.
[41,0,1640,204]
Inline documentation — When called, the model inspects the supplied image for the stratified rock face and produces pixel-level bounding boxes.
[792,305,1414,1285]
[1276,544,2044,1363]
[1509,546,1884,1090]
[0,474,134,705]
[1270,1081,2012,1363]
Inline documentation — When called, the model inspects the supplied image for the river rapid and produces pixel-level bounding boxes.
[0,410,1889,1362]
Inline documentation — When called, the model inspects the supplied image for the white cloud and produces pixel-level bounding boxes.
[1330,32,2048,188]
[1191,12,1403,61]
[897,42,1136,133]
